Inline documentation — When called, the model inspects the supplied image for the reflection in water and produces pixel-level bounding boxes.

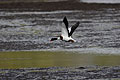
[0,51,120,69]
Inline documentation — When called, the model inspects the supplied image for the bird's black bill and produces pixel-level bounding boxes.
[50,38,58,41]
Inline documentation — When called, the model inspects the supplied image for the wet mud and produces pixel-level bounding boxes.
[0,3,120,52]
[0,0,120,11]
[0,66,120,80]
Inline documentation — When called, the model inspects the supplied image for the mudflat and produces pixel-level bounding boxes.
[0,0,120,80]
[0,0,119,11]
[0,66,120,80]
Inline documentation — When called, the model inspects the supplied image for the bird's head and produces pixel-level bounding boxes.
[50,38,58,42]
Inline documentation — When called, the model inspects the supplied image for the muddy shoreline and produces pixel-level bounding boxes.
[0,0,120,11]
[0,66,120,80]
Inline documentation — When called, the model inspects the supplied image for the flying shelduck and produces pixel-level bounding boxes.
[50,16,79,42]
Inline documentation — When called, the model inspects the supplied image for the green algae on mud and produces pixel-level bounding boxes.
[0,51,120,69]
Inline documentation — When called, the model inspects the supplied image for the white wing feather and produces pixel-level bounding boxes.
[68,27,71,33]
[61,23,69,38]
[61,23,75,41]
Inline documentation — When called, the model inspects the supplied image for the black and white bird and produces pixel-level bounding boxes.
[50,16,79,42]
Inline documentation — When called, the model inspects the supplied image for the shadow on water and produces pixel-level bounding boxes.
[0,51,120,69]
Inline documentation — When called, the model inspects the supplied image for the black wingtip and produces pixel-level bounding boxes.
[63,16,67,22]
[68,21,80,37]
[77,21,80,25]
[63,16,69,28]
[75,21,80,27]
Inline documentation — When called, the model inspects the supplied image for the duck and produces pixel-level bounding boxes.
[50,16,79,42]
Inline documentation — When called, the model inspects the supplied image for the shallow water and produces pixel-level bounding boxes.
[0,51,120,69]
[0,8,120,54]
[81,0,120,3]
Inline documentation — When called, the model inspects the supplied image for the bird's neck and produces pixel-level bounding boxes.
[60,35,63,40]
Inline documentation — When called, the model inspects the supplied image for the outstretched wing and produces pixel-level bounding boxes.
[61,16,69,37]
[69,22,79,37]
